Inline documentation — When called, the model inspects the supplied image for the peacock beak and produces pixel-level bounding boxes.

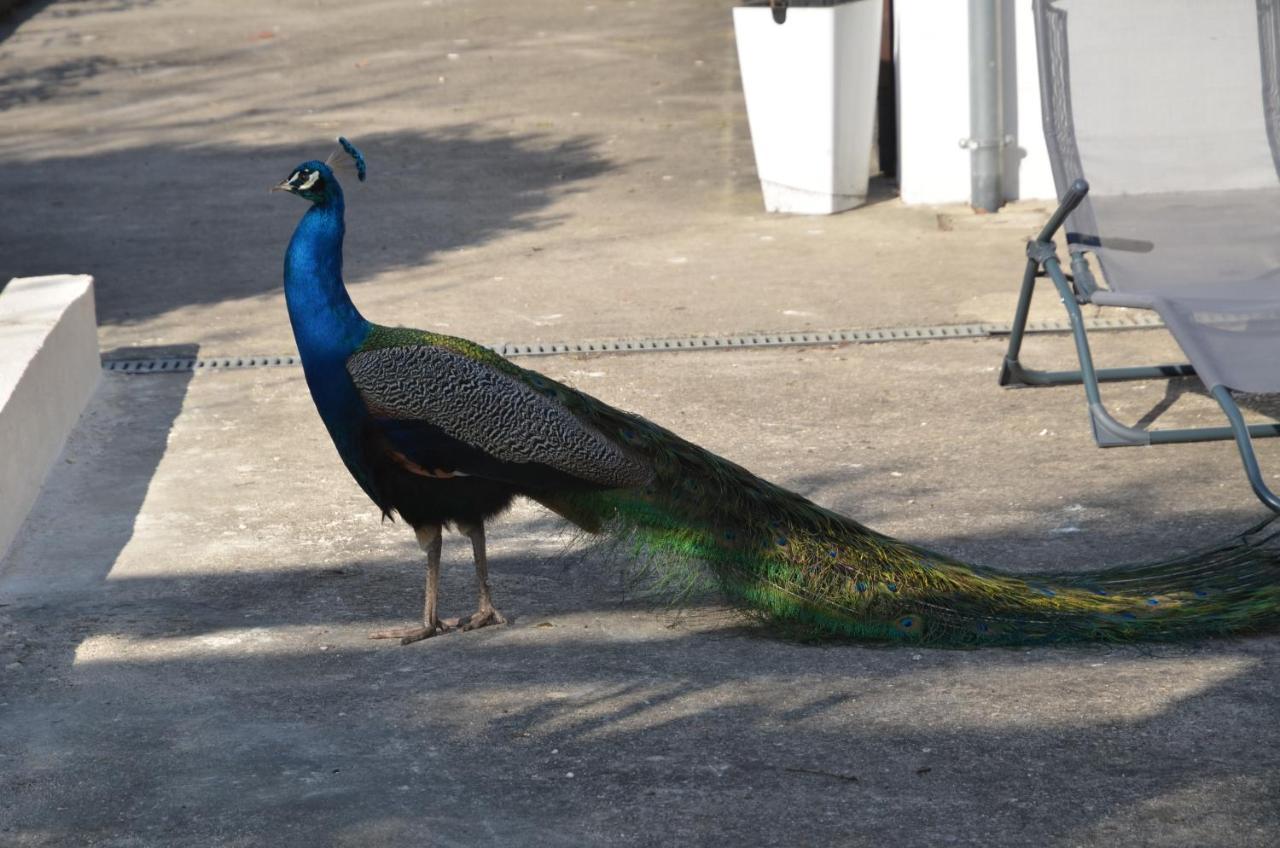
[270,179,295,193]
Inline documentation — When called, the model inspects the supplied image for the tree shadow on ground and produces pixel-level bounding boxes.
[0,126,616,326]
[2,553,1276,846]
[0,54,117,109]
[3,0,157,23]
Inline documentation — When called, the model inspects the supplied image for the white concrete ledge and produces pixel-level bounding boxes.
[0,275,100,561]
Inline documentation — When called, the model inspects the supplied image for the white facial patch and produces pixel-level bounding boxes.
[296,170,321,191]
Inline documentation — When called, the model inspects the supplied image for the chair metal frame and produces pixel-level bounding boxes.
[999,179,1280,512]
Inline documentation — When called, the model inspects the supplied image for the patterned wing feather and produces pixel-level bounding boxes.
[347,344,651,489]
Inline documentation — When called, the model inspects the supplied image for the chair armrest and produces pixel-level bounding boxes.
[1035,179,1090,243]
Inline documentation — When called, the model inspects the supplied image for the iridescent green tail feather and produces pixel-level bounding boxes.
[545,401,1280,646]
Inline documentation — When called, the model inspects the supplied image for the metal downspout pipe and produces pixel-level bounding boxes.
[965,0,1003,212]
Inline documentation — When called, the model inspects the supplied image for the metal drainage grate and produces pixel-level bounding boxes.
[103,355,302,374]
[101,314,1166,374]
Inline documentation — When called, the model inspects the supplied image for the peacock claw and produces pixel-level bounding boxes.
[368,621,452,645]
[455,607,508,632]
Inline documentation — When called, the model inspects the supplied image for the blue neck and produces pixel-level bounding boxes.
[283,193,369,361]
[283,190,379,499]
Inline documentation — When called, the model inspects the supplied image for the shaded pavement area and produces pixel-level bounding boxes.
[2,1,1278,845]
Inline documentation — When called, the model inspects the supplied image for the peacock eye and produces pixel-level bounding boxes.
[287,169,324,192]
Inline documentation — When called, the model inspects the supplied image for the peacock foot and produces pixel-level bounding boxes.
[368,620,452,645]
[453,607,508,632]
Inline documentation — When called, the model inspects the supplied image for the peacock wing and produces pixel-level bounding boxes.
[346,343,652,489]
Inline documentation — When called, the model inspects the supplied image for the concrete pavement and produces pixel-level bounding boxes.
[1,1,1278,846]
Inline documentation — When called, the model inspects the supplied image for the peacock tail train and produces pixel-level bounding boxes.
[356,327,1280,647]
[280,139,1280,647]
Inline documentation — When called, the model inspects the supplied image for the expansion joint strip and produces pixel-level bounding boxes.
[101,315,1165,374]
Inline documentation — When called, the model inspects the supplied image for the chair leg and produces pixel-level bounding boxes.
[997,257,1041,388]
[1005,180,1093,380]
[1042,255,1151,447]
[1211,386,1280,513]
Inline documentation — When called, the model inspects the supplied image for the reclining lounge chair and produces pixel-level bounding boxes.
[1000,0,1280,511]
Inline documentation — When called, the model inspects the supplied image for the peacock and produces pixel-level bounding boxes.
[275,138,1280,647]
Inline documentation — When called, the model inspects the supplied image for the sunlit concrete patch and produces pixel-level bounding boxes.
[863,655,1263,729]
[1059,773,1280,847]
[404,644,1261,743]
[331,816,603,848]
[74,626,309,665]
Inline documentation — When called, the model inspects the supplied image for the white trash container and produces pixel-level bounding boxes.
[733,0,884,214]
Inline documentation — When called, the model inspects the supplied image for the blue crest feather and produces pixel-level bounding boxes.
[337,137,367,182]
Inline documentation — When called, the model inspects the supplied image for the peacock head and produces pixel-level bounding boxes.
[273,137,366,204]
[273,160,337,204]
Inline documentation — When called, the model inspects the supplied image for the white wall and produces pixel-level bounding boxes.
[0,275,100,562]
[895,0,1056,205]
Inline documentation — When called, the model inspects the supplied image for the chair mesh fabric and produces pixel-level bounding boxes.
[1036,0,1280,392]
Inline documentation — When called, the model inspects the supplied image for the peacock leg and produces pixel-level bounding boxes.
[454,522,508,631]
[370,523,451,644]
